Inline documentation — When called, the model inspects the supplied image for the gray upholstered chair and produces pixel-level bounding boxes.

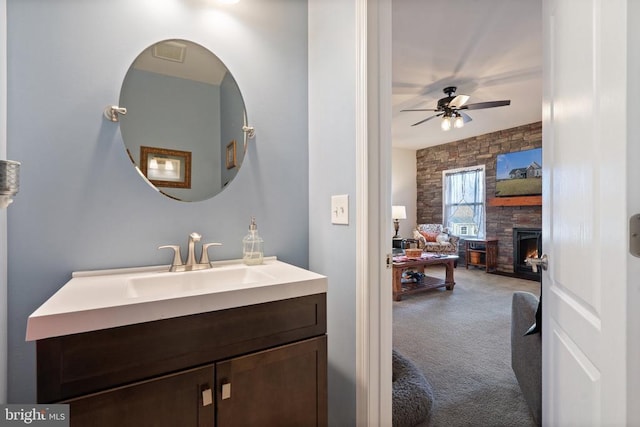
[511,291,542,426]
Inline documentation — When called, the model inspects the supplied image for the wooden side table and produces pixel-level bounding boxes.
[464,238,498,272]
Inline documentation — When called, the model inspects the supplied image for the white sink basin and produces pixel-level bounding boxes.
[26,257,327,341]
[126,265,276,299]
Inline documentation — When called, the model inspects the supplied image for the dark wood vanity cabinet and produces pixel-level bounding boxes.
[65,365,216,427]
[36,294,327,427]
[217,336,327,427]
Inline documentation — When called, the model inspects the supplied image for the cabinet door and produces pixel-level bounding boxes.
[66,365,214,427]
[216,336,327,427]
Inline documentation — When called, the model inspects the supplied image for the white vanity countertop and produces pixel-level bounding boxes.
[26,257,327,341]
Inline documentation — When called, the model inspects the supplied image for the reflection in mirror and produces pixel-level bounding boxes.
[119,39,247,202]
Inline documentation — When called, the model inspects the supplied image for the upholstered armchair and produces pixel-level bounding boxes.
[413,224,459,255]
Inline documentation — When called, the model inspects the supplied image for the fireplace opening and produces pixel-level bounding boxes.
[513,228,542,280]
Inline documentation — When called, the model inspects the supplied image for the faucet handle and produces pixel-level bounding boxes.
[159,245,183,270]
[200,243,222,265]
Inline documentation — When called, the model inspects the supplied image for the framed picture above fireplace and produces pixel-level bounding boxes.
[495,148,542,197]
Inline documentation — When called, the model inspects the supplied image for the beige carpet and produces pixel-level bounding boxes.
[393,266,539,427]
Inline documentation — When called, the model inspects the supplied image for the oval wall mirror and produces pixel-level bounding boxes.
[119,39,248,202]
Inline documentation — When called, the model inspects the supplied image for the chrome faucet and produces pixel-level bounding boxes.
[185,232,202,268]
[159,232,222,272]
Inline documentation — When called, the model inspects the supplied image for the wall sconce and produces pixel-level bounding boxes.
[103,105,127,122]
[392,205,407,238]
[0,160,21,208]
[148,155,179,180]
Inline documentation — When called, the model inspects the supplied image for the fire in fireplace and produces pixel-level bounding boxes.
[513,228,542,280]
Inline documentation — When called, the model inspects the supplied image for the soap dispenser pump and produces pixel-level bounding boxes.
[243,217,264,265]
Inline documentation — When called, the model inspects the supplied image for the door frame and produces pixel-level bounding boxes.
[0,0,8,404]
[360,0,640,424]
[628,2,640,423]
[355,0,392,425]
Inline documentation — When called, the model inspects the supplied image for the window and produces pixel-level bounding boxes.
[442,165,486,238]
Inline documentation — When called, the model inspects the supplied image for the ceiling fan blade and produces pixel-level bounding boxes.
[401,108,439,112]
[460,112,473,123]
[449,94,470,108]
[460,100,511,110]
[411,113,443,127]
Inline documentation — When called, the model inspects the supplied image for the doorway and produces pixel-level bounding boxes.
[389,0,543,424]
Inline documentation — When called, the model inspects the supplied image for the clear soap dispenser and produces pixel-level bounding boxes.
[243,217,264,265]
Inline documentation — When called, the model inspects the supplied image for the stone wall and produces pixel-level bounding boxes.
[416,122,542,274]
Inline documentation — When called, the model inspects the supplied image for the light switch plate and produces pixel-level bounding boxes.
[331,194,349,225]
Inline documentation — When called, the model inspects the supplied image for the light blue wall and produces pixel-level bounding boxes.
[309,1,358,424]
[6,0,308,402]
[120,69,223,200]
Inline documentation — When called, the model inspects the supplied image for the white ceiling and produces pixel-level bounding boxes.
[392,0,542,150]
[134,40,228,86]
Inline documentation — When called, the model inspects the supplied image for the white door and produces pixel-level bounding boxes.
[542,0,628,425]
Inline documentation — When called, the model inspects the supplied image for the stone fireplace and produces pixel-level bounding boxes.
[414,121,543,274]
[513,227,542,280]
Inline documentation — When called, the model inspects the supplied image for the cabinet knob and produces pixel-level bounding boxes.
[201,387,213,407]
[221,382,231,400]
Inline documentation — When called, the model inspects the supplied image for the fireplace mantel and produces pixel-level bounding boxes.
[488,196,542,207]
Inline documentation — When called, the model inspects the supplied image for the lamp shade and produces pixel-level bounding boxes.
[392,205,407,220]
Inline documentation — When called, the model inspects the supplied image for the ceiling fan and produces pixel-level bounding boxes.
[401,86,511,131]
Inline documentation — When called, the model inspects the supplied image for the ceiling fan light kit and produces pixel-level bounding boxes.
[402,86,511,131]
[440,113,464,131]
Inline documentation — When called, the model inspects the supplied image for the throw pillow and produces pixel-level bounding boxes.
[420,231,438,242]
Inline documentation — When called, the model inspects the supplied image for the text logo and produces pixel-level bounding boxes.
[1,405,68,426]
